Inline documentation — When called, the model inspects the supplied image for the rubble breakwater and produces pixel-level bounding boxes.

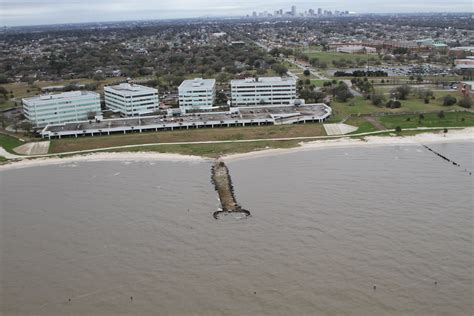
[211,160,251,219]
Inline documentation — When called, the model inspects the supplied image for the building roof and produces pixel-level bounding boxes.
[450,46,474,51]
[178,78,216,90]
[105,83,157,96]
[231,76,296,85]
[23,91,99,103]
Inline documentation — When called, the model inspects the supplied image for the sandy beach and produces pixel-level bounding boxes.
[1,127,472,170]
[223,127,474,162]
[0,152,208,171]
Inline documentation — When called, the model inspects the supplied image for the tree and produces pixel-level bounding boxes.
[438,111,445,119]
[0,74,9,84]
[386,100,401,109]
[458,96,472,108]
[271,64,288,76]
[371,93,386,107]
[415,88,433,100]
[19,121,33,134]
[391,85,411,100]
[442,95,457,106]
[216,90,228,105]
[0,113,8,129]
[332,83,353,102]
[303,69,311,76]
[395,126,402,133]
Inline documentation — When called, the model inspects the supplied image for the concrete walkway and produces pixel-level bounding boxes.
[14,141,50,155]
[324,123,358,136]
[0,147,22,159]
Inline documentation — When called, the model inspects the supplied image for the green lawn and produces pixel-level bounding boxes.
[345,116,378,134]
[108,140,302,158]
[378,112,474,129]
[311,79,330,87]
[329,93,468,122]
[0,133,24,153]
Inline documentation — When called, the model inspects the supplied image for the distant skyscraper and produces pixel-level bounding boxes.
[252,11,257,17]
[318,8,322,15]
[291,5,296,16]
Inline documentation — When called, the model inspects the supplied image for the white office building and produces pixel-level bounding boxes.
[104,83,159,116]
[231,77,297,106]
[178,78,216,112]
[22,91,101,127]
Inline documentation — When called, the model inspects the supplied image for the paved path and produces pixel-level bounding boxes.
[14,141,50,155]
[284,58,328,80]
[0,147,22,159]
[324,123,358,136]
[343,80,362,97]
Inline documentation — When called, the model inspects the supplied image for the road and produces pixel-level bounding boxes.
[342,80,362,97]
[283,57,329,80]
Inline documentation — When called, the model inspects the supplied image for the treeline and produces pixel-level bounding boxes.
[334,70,388,77]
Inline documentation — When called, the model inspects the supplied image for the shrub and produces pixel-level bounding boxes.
[386,100,401,109]
[442,95,457,106]
[419,113,425,120]
[438,111,445,119]
[303,69,311,76]
[395,126,402,133]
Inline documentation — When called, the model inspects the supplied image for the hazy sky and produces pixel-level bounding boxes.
[1,0,472,26]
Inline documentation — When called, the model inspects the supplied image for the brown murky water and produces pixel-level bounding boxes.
[1,142,472,315]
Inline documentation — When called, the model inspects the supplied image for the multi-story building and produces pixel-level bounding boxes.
[104,83,159,116]
[178,78,216,112]
[231,77,297,107]
[22,91,101,127]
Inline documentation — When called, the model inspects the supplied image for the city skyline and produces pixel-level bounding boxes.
[1,0,472,27]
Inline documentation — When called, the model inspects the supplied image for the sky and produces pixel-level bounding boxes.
[0,0,472,26]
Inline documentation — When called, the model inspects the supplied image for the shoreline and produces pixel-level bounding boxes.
[0,152,209,171]
[1,128,472,170]
[223,127,474,162]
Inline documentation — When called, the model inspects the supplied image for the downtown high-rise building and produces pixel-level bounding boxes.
[291,5,296,16]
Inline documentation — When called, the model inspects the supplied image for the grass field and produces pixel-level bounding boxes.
[0,133,24,153]
[345,116,378,134]
[108,140,303,158]
[377,112,474,129]
[49,124,327,153]
[329,93,468,122]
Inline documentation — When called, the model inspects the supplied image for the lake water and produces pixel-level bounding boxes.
[1,141,472,315]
